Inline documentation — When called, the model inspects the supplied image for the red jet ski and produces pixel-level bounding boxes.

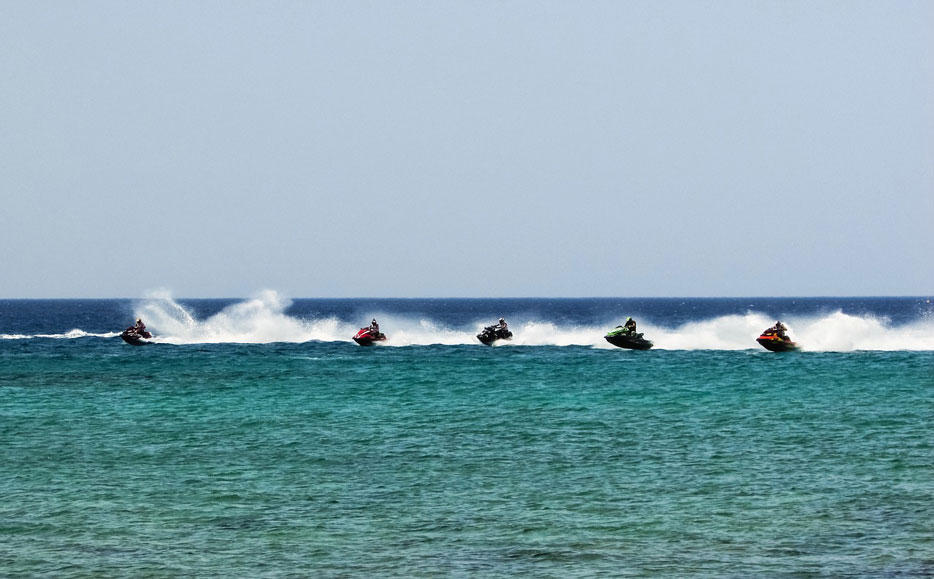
[353,327,387,346]
[756,327,797,352]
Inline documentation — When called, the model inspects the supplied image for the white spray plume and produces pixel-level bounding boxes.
[115,292,934,351]
[135,289,349,344]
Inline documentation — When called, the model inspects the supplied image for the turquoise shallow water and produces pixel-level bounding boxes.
[2,338,932,577]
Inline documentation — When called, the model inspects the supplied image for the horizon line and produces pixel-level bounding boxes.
[0,295,931,301]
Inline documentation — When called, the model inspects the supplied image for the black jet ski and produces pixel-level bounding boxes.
[353,327,387,346]
[120,327,153,346]
[756,328,798,352]
[604,326,653,350]
[477,325,513,346]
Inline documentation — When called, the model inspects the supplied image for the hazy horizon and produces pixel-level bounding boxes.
[2,292,931,300]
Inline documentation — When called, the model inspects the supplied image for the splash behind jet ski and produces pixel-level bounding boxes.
[604,326,653,350]
[353,327,386,346]
[477,324,513,346]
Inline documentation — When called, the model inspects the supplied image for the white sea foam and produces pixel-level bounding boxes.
[357,317,475,346]
[0,329,119,340]
[509,321,608,347]
[131,293,934,351]
[786,311,934,352]
[136,289,350,345]
[633,311,934,351]
[4,292,932,351]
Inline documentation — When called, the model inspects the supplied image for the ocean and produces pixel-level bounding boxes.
[1,295,932,577]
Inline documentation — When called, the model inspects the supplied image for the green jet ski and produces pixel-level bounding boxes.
[604,326,654,350]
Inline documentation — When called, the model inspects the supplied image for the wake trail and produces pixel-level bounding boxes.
[6,292,932,351]
[128,292,934,351]
[0,330,120,340]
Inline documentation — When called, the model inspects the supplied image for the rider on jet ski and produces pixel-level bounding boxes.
[768,321,788,339]
[121,317,152,344]
[369,319,380,335]
[477,317,512,345]
[622,317,637,335]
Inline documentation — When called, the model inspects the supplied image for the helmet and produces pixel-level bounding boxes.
[627,317,632,321]
[371,319,377,324]
[499,318,505,323]
[136,318,142,323]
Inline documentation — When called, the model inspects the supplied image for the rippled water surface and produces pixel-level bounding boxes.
[2,298,933,576]
[2,338,933,577]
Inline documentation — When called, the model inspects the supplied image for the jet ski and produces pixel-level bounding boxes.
[353,327,386,346]
[604,326,653,350]
[756,328,798,352]
[120,327,153,346]
[477,325,513,346]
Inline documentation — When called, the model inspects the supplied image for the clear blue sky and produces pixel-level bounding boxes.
[1,1,931,297]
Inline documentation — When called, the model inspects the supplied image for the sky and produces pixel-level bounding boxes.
[1,1,932,298]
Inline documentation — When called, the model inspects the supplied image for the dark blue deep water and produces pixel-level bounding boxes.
[1,297,932,577]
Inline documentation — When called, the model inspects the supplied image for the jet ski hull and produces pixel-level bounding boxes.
[477,327,513,346]
[605,333,653,350]
[121,329,152,346]
[757,335,798,352]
